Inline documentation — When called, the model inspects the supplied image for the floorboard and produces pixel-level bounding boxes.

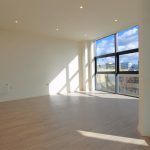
[0,92,150,150]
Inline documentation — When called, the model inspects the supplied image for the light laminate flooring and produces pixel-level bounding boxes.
[0,92,150,150]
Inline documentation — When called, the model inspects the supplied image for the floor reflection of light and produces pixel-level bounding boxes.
[60,92,92,97]
[82,91,138,100]
[77,130,148,146]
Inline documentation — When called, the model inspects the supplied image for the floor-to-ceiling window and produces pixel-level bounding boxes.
[95,26,139,97]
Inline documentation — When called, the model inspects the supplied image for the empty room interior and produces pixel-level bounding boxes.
[0,0,150,149]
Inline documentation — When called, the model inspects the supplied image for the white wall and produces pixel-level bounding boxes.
[0,29,80,102]
[80,40,95,91]
[139,0,150,136]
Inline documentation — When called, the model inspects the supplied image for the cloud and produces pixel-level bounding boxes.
[118,26,138,51]
[96,36,115,56]
[119,27,138,38]
[120,53,139,64]
[96,26,139,55]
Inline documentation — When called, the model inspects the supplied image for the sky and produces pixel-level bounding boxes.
[117,26,139,51]
[96,26,139,65]
[119,53,138,65]
[96,35,115,56]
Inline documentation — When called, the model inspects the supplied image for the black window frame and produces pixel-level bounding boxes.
[95,26,139,97]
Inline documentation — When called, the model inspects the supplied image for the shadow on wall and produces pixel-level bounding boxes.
[49,41,95,95]
[49,56,79,95]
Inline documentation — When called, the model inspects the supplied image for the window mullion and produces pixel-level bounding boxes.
[115,33,118,73]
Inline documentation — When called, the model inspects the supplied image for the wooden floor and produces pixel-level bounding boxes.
[0,92,150,150]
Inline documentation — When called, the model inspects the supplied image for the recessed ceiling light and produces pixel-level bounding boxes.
[56,28,59,31]
[84,34,87,37]
[14,20,18,24]
[114,19,118,22]
[56,26,59,31]
[80,5,83,9]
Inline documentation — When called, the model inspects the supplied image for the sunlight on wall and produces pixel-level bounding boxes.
[70,73,79,92]
[84,46,89,91]
[85,47,88,66]
[49,68,67,95]
[49,56,79,95]
[69,56,79,92]
[85,66,89,91]
[69,56,79,79]
[77,130,148,146]
[91,42,95,90]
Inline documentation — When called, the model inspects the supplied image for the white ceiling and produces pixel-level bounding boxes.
[0,0,142,41]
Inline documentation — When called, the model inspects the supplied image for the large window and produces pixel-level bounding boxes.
[95,26,139,97]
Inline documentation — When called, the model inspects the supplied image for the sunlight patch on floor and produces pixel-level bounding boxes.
[77,130,148,146]
[77,91,138,100]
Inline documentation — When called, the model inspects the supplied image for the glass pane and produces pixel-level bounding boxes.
[96,74,115,92]
[117,74,139,97]
[97,56,115,72]
[95,35,115,56]
[119,53,139,71]
[117,26,139,52]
